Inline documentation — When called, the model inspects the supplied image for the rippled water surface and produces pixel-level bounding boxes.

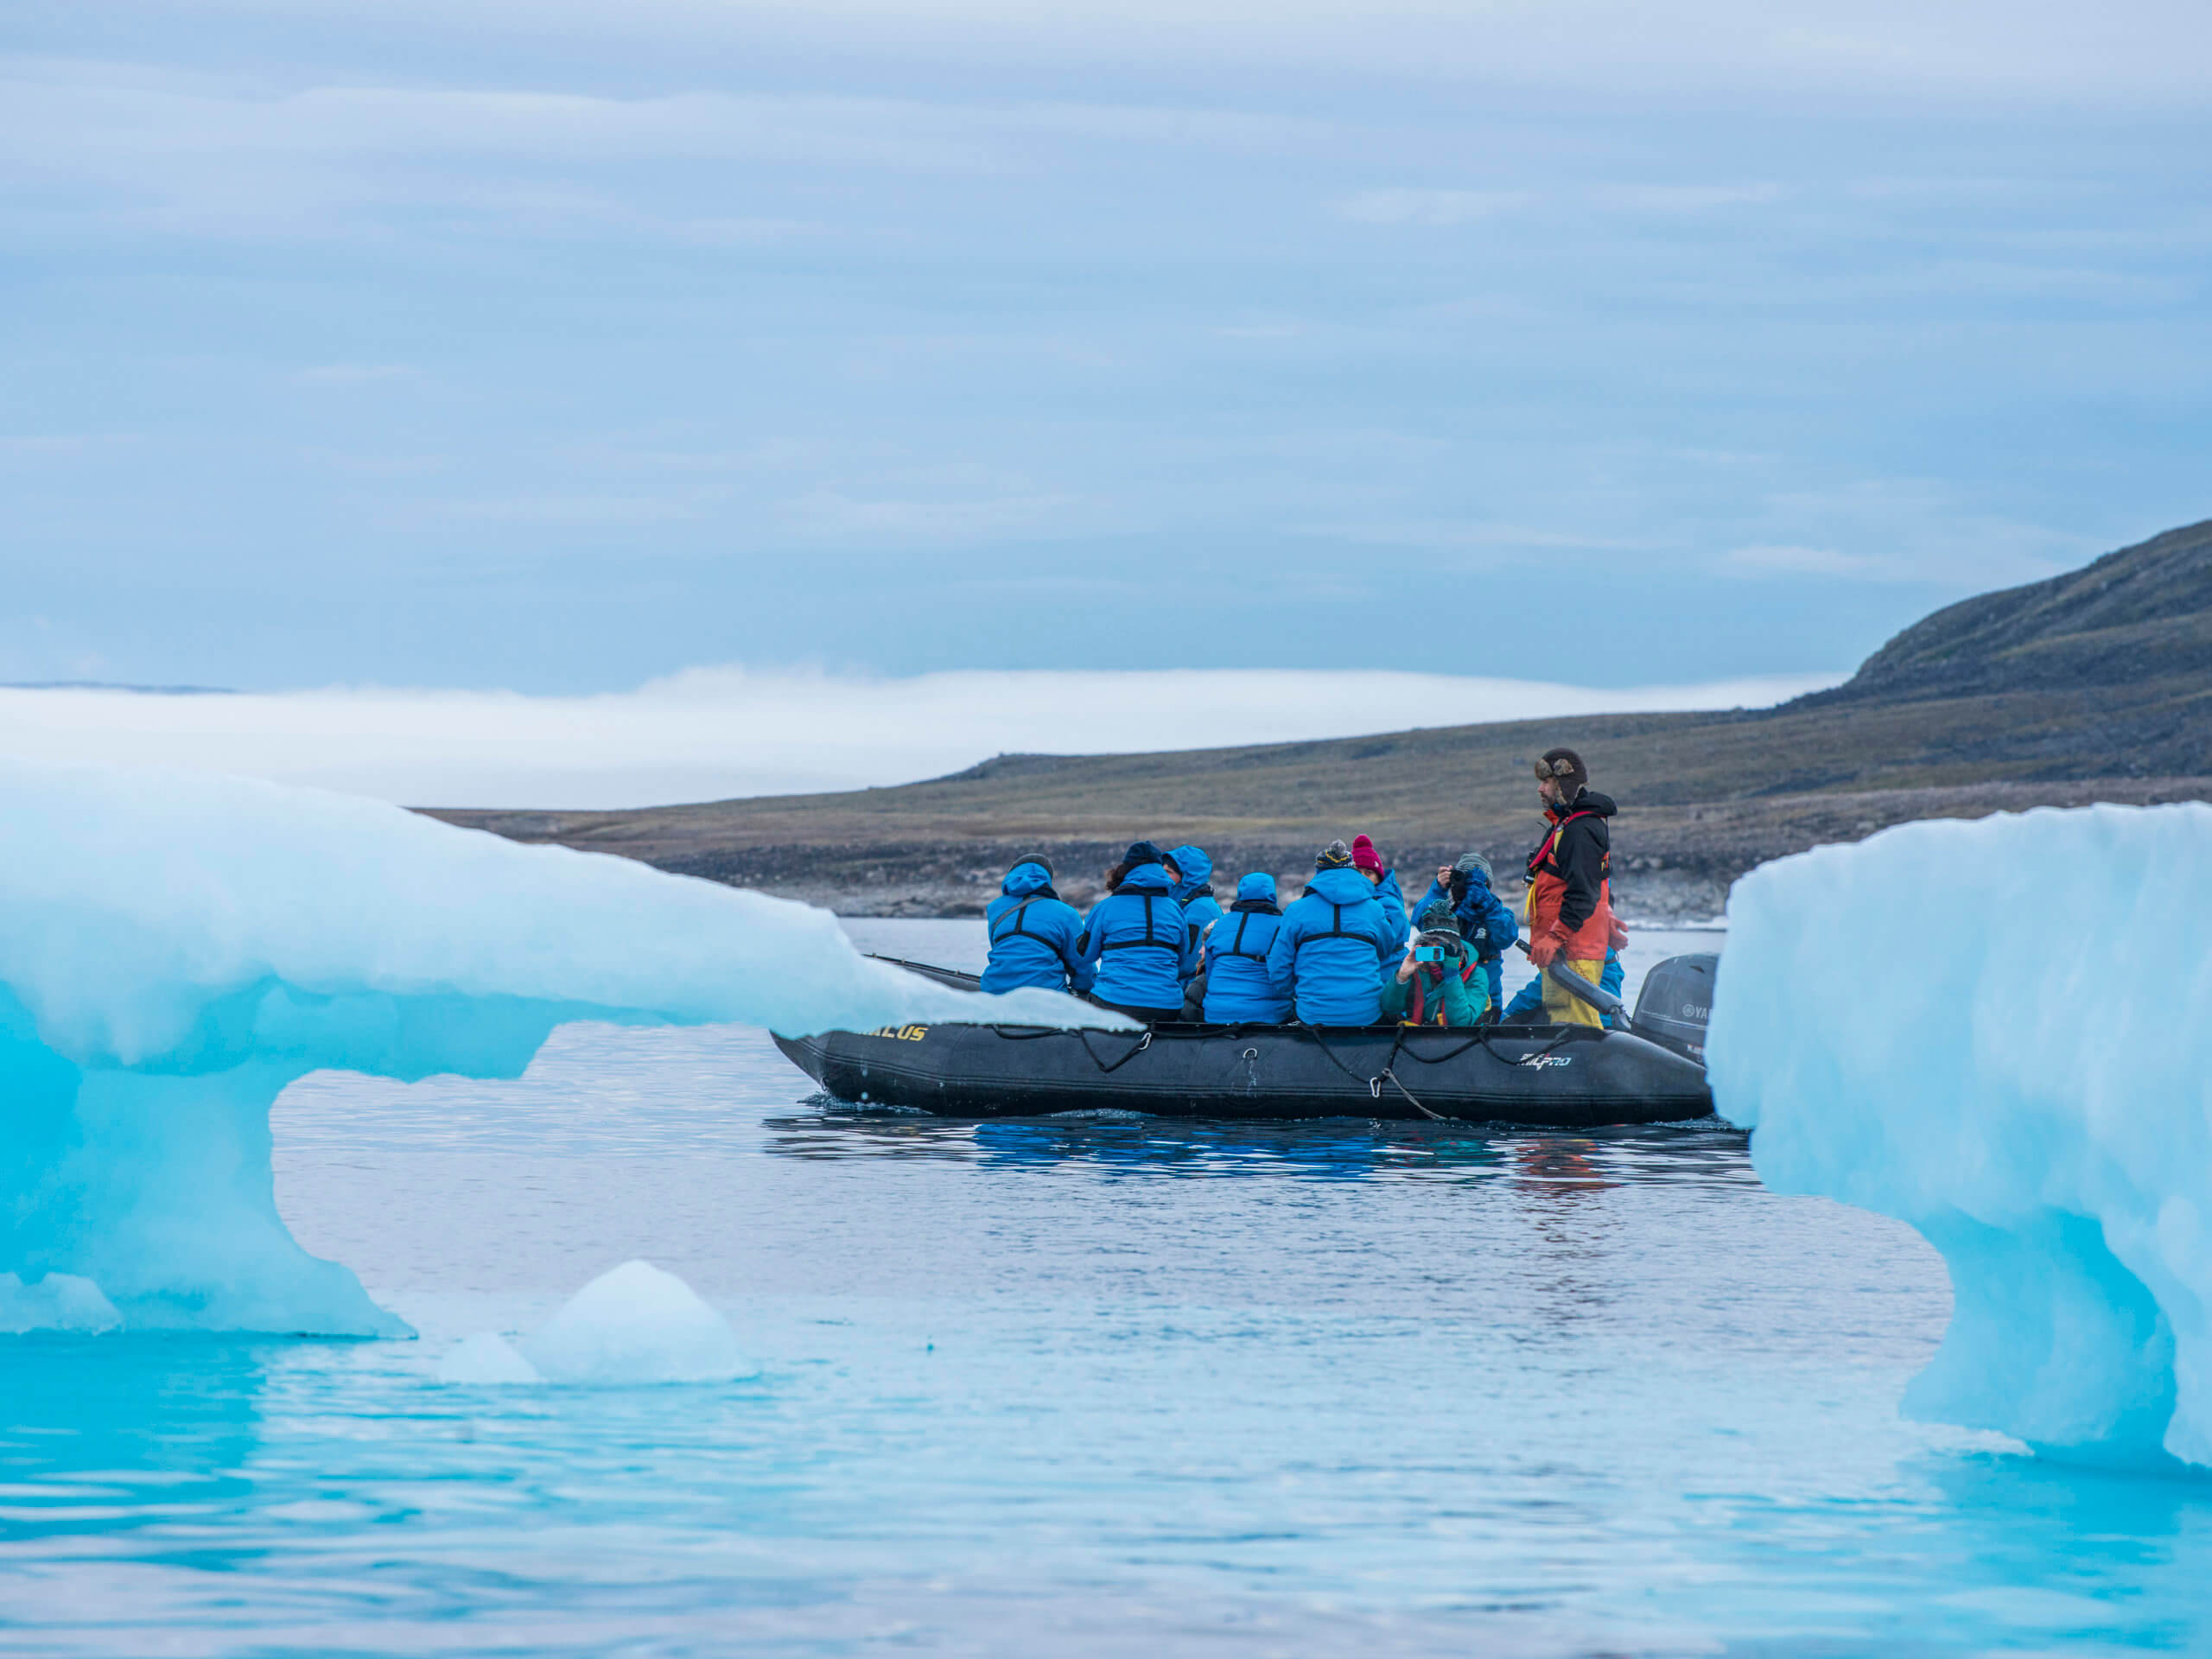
[6,921,2210,1656]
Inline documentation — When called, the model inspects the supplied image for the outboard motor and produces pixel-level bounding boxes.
[1630,953,1717,1065]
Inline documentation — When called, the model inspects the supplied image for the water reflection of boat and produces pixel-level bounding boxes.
[772,956,1716,1126]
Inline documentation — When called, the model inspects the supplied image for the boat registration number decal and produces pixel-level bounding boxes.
[865,1025,930,1042]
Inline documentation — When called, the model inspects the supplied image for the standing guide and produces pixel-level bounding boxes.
[1520,747,1624,1028]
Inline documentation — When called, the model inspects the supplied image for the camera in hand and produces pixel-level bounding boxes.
[1413,945,1444,963]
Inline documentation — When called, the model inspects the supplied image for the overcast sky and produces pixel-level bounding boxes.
[4,0,2208,695]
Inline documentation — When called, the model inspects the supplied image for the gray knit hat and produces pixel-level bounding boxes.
[1417,899,1462,938]
[1315,839,1355,870]
[1452,851,1492,885]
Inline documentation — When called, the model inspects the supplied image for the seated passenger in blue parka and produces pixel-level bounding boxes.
[1264,841,1400,1026]
[1199,872,1293,1023]
[1077,840,1196,1022]
[981,855,1096,996]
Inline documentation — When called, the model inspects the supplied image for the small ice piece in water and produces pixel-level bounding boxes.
[0,1271,123,1334]
[523,1260,747,1384]
[437,1332,543,1384]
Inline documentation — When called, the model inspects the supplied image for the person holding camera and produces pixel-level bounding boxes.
[1380,901,1489,1027]
[1407,851,1518,1019]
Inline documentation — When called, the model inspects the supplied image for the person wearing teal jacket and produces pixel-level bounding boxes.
[1408,852,1519,1017]
[1380,901,1489,1027]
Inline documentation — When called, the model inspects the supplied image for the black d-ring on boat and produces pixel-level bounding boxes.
[772,954,1719,1126]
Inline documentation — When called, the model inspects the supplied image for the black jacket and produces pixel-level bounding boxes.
[1549,790,1616,932]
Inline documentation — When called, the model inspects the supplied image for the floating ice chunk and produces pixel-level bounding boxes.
[0,761,1122,1338]
[522,1261,748,1384]
[0,1271,122,1334]
[1710,804,2212,1470]
[437,1332,543,1384]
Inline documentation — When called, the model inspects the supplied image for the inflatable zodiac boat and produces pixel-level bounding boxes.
[773,953,1718,1125]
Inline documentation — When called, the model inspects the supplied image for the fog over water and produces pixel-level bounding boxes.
[0,668,1835,807]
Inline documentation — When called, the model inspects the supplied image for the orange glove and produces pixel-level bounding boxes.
[1529,930,1565,969]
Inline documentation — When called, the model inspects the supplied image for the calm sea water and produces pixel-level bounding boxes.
[5,920,2210,1656]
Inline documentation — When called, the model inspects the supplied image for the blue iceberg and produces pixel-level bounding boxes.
[0,763,1116,1338]
[1711,804,2212,1470]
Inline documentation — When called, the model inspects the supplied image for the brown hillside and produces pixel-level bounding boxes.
[427,518,2212,918]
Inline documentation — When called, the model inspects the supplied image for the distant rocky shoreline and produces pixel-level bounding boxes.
[590,772,2210,927]
[656,838,1736,926]
[427,517,2212,929]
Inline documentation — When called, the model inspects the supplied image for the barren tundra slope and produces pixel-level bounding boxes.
[429,518,2212,918]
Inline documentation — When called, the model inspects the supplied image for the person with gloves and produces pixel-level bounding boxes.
[981,855,1096,996]
[1381,900,1489,1027]
[1163,845,1225,960]
[1503,947,1627,1026]
[1408,851,1518,1019]
[1198,872,1294,1023]
[1520,747,1618,1027]
[1350,835,1408,955]
[1265,840,1400,1026]
[1077,840,1195,1021]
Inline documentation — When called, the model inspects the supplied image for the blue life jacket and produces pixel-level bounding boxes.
[982,861,1094,995]
[1077,862,1194,1010]
[1166,844,1225,963]
[1200,874,1292,1022]
[1264,866,1397,1026]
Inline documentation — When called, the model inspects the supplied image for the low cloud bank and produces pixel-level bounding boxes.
[3,666,1840,810]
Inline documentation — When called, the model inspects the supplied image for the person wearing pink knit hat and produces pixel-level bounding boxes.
[1349,835,1409,955]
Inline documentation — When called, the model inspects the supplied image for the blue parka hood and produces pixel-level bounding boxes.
[1166,845,1214,897]
[1304,866,1378,906]
[1001,860,1056,899]
[1234,872,1278,906]
[1373,867,1408,954]
[1166,845,1225,955]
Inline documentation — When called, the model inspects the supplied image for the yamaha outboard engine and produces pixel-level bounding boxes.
[1630,953,1717,1065]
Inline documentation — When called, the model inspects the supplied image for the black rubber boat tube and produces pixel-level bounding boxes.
[789,953,1715,1124]
[1512,938,1629,1020]
[1307,1024,1446,1122]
